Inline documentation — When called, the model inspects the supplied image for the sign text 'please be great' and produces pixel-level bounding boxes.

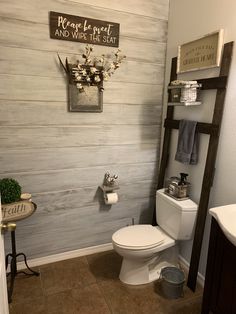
[49,11,120,47]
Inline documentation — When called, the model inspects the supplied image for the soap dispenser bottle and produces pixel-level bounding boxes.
[179,173,188,186]
[178,173,190,199]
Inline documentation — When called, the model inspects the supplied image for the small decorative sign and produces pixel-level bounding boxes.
[1,201,36,222]
[177,30,224,73]
[49,11,120,47]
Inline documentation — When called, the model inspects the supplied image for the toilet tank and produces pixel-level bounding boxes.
[156,189,198,240]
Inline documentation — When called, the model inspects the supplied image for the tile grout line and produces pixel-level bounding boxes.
[94,281,114,314]
[85,254,113,314]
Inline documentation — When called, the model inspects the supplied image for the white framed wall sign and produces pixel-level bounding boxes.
[177,29,224,73]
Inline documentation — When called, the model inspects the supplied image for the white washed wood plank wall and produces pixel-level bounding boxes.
[0,0,169,258]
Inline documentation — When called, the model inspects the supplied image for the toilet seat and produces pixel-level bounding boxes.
[112,225,165,250]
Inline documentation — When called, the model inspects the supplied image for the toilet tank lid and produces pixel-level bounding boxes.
[112,225,164,248]
[156,189,198,212]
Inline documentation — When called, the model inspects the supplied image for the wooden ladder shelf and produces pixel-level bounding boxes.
[153,41,233,291]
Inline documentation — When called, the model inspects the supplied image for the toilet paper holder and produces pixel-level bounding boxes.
[99,172,119,204]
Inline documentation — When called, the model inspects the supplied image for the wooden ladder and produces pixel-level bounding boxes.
[153,41,233,291]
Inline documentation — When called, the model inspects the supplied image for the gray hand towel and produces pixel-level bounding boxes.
[175,119,199,165]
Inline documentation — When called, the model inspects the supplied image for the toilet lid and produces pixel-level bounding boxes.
[112,225,164,249]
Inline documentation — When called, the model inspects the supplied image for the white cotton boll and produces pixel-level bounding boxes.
[94,75,101,82]
[102,72,109,81]
[90,67,97,74]
[74,72,82,80]
[76,83,84,90]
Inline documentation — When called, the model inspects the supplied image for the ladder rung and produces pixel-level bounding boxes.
[198,76,227,90]
[164,118,219,135]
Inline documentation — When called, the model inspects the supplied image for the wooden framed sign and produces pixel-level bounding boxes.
[1,201,36,222]
[177,30,224,73]
[49,11,120,47]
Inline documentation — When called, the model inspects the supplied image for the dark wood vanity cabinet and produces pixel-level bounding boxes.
[202,218,236,314]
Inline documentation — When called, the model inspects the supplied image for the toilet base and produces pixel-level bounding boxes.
[119,246,179,285]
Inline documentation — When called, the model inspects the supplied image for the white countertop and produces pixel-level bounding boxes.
[210,204,236,246]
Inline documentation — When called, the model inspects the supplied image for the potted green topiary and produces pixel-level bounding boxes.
[0,178,22,204]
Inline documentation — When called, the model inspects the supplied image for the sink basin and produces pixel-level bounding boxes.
[210,204,236,246]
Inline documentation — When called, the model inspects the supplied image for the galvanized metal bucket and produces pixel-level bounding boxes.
[160,266,185,299]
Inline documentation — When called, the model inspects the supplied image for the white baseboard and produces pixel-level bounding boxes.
[178,255,205,288]
[16,243,113,271]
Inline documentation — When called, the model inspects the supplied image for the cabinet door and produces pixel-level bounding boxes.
[211,227,236,314]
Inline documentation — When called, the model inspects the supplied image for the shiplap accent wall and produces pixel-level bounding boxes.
[0,0,169,258]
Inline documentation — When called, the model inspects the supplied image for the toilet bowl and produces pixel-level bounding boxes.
[112,189,198,285]
[112,225,177,285]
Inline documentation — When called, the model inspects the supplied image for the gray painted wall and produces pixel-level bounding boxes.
[164,0,236,276]
[0,0,169,259]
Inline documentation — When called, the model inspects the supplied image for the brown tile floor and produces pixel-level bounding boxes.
[8,250,203,314]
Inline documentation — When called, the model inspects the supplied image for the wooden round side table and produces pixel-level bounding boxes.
[2,200,39,303]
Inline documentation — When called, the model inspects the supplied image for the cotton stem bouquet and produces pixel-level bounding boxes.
[58,45,126,92]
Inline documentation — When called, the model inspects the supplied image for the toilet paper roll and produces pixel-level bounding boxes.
[104,192,118,205]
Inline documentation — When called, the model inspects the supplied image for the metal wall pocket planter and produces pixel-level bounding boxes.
[57,45,126,113]
[67,63,104,112]
[63,61,104,112]
[68,83,103,112]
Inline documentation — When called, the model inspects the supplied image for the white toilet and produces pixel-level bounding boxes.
[112,189,198,285]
